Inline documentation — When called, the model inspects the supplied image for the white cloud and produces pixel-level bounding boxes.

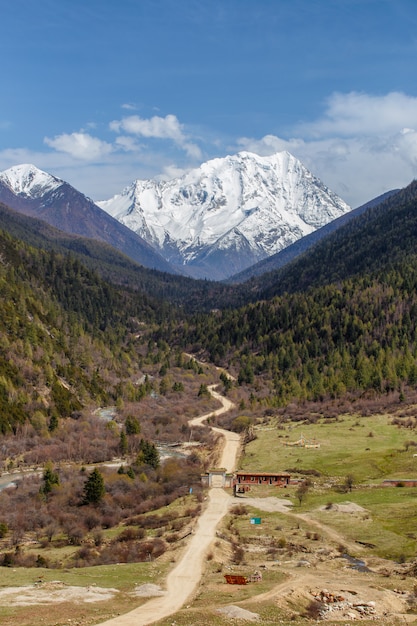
[44,132,113,161]
[110,113,202,159]
[236,92,417,208]
[115,135,141,152]
[297,91,417,138]
[159,164,191,181]
[3,94,417,208]
[182,141,203,160]
[110,113,182,139]
[391,127,417,165]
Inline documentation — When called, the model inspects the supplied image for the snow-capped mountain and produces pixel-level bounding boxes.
[98,151,351,280]
[0,164,176,274]
[0,164,63,198]
[0,155,352,281]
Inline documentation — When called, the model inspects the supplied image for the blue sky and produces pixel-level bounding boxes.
[1,0,417,207]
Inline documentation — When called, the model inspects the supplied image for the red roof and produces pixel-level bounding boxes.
[235,471,290,477]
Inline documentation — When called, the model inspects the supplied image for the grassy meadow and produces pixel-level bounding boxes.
[238,410,417,561]
[242,411,417,481]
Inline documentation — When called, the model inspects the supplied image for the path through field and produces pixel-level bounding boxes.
[98,385,240,626]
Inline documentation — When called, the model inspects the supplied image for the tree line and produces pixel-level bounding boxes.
[157,255,417,405]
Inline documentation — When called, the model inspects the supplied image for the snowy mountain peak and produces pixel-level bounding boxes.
[0,164,63,198]
[98,150,351,280]
[0,152,352,280]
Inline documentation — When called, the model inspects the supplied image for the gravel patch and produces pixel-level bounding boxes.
[131,584,165,597]
[0,581,118,605]
[217,604,260,620]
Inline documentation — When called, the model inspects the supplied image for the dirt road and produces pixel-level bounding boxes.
[98,385,239,626]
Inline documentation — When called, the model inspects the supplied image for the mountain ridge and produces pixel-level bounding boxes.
[0,154,351,281]
[243,179,417,302]
[0,164,177,275]
[97,151,351,279]
[228,189,400,283]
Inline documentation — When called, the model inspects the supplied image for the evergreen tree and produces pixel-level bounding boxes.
[137,439,160,469]
[83,468,105,504]
[198,383,209,397]
[120,430,128,456]
[125,415,141,435]
[40,462,59,496]
[48,413,59,433]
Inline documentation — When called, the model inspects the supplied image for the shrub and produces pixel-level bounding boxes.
[93,530,103,547]
[230,504,248,516]
[304,600,325,619]
[36,554,49,568]
[116,527,145,542]
[231,542,244,564]
[84,513,101,531]
[2,552,13,567]
[67,526,85,546]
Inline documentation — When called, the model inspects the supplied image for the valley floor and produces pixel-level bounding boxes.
[1,384,417,625]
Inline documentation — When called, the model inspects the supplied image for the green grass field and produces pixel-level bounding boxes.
[242,412,417,481]
[239,411,417,561]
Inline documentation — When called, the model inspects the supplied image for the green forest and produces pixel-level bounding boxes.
[3,181,417,433]
[2,179,417,626]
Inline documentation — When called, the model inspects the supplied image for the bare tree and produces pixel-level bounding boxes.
[345,474,355,492]
[296,479,310,505]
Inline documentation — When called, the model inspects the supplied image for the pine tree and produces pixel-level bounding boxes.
[125,415,141,435]
[48,413,59,433]
[40,462,59,496]
[83,468,105,504]
[137,439,160,469]
[120,430,128,456]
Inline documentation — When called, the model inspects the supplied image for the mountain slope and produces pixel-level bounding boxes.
[159,181,417,404]
[229,189,399,283]
[0,201,244,313]
[98,151,351,280]
[0,164,177,274]
[0,227,154,433]
[240,179,417,301]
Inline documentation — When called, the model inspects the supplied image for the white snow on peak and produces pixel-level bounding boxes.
[98,150,351,277]
[0,153,352,280]
[0,164,63,198]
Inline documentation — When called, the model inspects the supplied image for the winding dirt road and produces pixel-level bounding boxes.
[98,385,240,626]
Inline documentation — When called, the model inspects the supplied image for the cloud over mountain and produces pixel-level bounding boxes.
[237,92,417,208]
[44,132,113,161]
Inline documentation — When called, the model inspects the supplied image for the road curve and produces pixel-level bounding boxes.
[98,385,239,626]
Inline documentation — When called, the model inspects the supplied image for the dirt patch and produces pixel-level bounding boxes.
[239,496,294,513]
[217,604,260,620]
[130,584,165,598]
[0,581,118,606]
[319,501,368,514]
[243,560,417,623]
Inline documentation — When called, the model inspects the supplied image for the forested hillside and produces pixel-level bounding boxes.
[4,178,417,431]
[0,226,227,572]
[160,254,417,406]
[0,227,165,435]
[0,202,240,313]
[3,178,417,606]
[249,180,417,301]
